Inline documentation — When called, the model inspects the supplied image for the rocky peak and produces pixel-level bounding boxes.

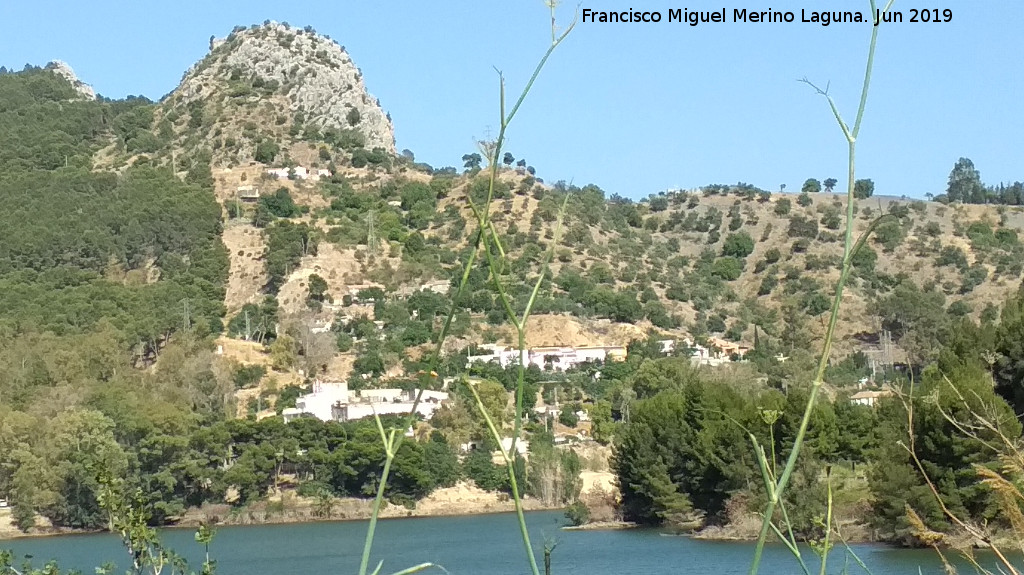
[174,22,395,154]
[45,61,97,100]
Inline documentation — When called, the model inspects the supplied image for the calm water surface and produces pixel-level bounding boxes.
[0,511,1000,574]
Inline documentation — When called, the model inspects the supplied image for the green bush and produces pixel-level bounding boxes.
[255,140,280,164]
[233,364,267,389]
[722,231,755,259]
[774,198,792,215]
[710,257,743,281]
[565,501,590,526]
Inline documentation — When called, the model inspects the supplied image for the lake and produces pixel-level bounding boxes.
[0,511,999,574]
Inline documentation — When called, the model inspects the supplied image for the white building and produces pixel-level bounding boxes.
[282,381,350,423]
[850,389,893,407]
[680,337,749,367]
[284,381,449,424]
[236,185,260,201]
[265,166,332,181]
[658,339,676,354]
[499,437,530,457]
[466,344,626,372]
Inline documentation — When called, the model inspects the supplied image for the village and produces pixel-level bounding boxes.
[277,335,758,426]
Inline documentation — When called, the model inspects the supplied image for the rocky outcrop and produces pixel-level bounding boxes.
[173,22,395,154]
[45,61,96,100]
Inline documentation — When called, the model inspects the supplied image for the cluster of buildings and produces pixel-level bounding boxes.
[233,166,334,202]
[266,166,332,181]
[465,344,627,372]
[684,336,751,366]
[282,380,449,423]
[463,336,753,373]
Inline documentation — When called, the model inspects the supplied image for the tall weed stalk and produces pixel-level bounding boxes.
[748,1,894,573]
[900,377,1024,574]
[357,5,575,575]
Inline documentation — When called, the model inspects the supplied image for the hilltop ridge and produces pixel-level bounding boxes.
[159,22,394,167]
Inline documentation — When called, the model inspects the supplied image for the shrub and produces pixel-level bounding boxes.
[711,257,743,281]
[255,140,280,164]
[346,108,361,126]
[787,215,818,239]
[722,231,755,259]
[851,245,878,273]
[565,501,591,526]
[233,364,267,389]
[936,245,968,271]
[873,220,905,252]
[559,408,579,427]
[774,198,792,216]
[853,178,874,199]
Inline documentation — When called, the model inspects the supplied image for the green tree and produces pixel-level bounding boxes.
[710,257,743,281]
[558,407,579,428]
[946,157,985,204]
[853,178,874,199]
[462,153,482,171]
[462,449,508,492]
[873,220,905,252]
[255,140,280,164]
[721,231,755,259]
[801,178,821,194]
[613,377,757,526]
[37,409,129,528]
[774,198,791,215]
[870,366,1021,541]
[259,187,298,218]
[994,285,1024,414]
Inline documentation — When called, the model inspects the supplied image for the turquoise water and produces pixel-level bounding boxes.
[0,511,1001,574]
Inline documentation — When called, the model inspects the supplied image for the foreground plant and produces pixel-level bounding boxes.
[898,376,1024,575]
[0,475,216,575]
[748,1,895,573]
[356,4,575,575]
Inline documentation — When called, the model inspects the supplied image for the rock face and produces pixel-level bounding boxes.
[45,61,97,100]
[174,22,395,154]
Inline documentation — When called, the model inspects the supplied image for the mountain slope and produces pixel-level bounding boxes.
[161,22,394,168]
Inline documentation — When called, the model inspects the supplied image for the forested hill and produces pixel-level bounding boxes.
[0,67,227,362]
[0,65,236,530]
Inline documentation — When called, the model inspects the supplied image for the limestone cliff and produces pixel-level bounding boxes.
[45,61,97,100]
[166,22,395,161]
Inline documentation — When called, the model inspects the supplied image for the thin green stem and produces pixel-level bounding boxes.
[357,214,483,575]
[467,382,541,575]
[357,8,575,575]
[819,471,834,575]
[511,194,570,455]
[358,453,393,575]
[853,0,895,139]
[749,2,891,572]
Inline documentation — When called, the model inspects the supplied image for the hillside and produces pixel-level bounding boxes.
[4,21,1024,542]
[37,21,1024,390]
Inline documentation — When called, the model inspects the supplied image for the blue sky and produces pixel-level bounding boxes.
[2,1,1020,200]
